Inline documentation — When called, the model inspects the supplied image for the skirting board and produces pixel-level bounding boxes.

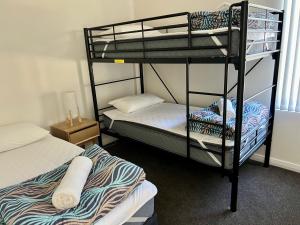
[251,154,300,173]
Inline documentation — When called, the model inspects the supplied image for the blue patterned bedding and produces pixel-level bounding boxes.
[189,99,269,140]
[0,145,145,225]
[191,9,277,31]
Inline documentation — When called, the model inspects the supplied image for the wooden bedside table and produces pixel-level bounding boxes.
[50,118,100,148]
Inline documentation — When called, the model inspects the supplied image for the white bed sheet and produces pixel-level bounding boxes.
[0,135,84,188]
[0,135,157,225]
[104,102,235,148]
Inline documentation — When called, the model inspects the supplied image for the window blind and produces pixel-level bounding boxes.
[276,0,300,112]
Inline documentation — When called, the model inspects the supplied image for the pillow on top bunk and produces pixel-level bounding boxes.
[109,94,164,113]
[190,8,277,31]
[99,25,161,39]
[0,123,49,153]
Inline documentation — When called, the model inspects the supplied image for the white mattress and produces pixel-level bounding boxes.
[104,102,235,148]
[0,135,84,188]
[0,135,157,225]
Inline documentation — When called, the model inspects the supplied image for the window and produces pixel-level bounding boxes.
[276,0,300,112]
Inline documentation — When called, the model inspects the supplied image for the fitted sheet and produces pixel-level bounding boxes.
[104,103,235,147]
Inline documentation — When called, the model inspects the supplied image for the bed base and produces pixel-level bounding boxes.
[84,1,284,212]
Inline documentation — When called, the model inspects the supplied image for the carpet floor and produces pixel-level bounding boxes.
[106,140,300,225]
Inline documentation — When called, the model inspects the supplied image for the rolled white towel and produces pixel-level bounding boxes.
[52,156,93,210]
[217,98,236,120]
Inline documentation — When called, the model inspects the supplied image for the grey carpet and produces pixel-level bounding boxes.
[106,139,300,225]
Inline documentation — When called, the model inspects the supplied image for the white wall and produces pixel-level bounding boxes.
[0,0,135,128]
[132,0,300,173]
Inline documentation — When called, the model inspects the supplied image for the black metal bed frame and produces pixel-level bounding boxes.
[83,1,284,212]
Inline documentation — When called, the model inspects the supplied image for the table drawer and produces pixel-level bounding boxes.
[69,125,99,145]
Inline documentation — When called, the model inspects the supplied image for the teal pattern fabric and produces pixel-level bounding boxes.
[0,145,145,225]
[189,99,269,140]
[191,9,277,31]
[191,9,241,31]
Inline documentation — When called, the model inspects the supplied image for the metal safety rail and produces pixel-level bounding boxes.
[83,1,284,212]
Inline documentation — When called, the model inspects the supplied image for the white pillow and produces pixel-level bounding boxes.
[0,123,49,153]
[99,25,161,39]
[217,98,236,120]
[109,94,164,113]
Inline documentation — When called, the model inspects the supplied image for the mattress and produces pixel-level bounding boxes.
[0,135,157,225]
[103,103,268,169]
[92,28,277,59]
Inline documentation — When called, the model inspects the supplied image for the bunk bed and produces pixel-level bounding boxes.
[84,1,284,212]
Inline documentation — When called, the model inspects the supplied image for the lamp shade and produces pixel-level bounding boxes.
[63,91,78,118]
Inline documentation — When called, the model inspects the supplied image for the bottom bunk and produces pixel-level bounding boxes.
[103,102,269,169]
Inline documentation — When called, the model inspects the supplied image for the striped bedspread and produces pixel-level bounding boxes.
[0,145,145,225]
[189,99,269,140]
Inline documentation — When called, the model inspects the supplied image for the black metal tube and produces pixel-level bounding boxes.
[88,12,189,30]
[149,64,178,104]
[264,11,284,167]
[83,28,102,146]
[221,3,233,173]
[91,45,228,54]
[88,30,96,59]
[94,76,141,86]
[91,31,229,45]
[231,1,248,212]
[188,13,192,48]
[91,23,188,38]
[139,63,145,93]
[98,106,115,111]
[113,25,117,50]
[186,58,191,159]
[141,22,146,58]
[188,91,224,97]
[227,58,263,94]
[90,57,233,64]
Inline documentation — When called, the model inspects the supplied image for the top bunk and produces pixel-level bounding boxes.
[84,1,283,65]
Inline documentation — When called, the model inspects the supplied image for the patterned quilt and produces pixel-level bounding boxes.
[189,99,269,140]
[0,145,145,225]
[191,9,277,31]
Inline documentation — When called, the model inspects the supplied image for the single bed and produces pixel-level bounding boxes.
[0,131,157,225]
[103,103,268,169]
[93,28,277,59]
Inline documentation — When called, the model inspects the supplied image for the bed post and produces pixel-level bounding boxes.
[186,58,191,159]
[230,0,248,212]
[139,63,145,94]
[264,11,283,167]
[84,28,102,146]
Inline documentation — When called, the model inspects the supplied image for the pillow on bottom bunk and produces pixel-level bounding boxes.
[109,94,164,113]
[189,99,269,140]
[0,145,145,225]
